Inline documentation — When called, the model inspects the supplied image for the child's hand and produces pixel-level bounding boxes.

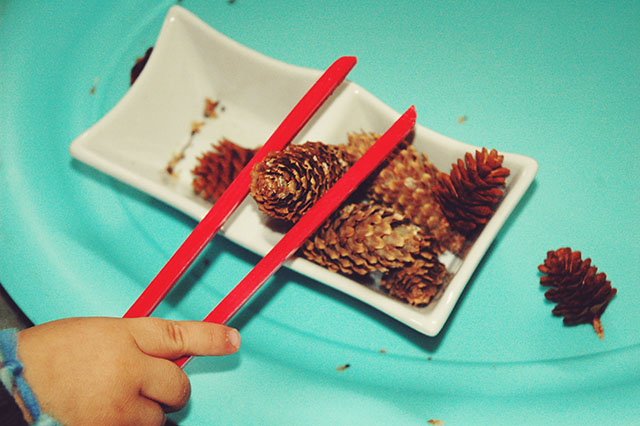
[16,317,240,426]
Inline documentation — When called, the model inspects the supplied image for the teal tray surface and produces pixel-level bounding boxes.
[1,1,638,424]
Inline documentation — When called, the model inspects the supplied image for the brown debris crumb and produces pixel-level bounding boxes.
[428,420,444,426]
[457,115,467,124]
[336,364,350,371]
[166,152,185,176]
[89,77,99,95]
[379,349,387,354]
[593,317,604,339]
[191,121,205,135]
[204,98,220,118]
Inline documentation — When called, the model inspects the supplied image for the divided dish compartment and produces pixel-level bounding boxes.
[70,5,538,336]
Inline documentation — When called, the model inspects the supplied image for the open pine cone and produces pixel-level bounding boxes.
[192,138,257,202]
[433,148,510,236]
[300,201,431,276]
[380,244,447,306]
[341,131,386,161]
[250,142,351,222]
[344,131,465,254]
[539,247,617,338]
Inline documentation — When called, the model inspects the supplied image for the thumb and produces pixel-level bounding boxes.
[127,317,240,359]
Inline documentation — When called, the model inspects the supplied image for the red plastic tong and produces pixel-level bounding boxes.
[123,56,417,368]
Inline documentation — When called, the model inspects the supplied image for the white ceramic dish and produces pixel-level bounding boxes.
[70,5,538,336]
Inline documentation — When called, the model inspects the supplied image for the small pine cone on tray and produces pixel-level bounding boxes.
[341,131,386,160]
[539,247,617,338]
[380,239,447,306]
[300,201,430,276]
[250,141,351,222]
[344,131,465,254]
[433,147,510,236]
[192,138,258,202]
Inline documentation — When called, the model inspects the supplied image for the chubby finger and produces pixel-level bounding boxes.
[127,317,240,359]
[140,357,191,412]
[131,395,167,426]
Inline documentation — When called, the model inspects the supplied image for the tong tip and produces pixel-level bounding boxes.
[334,56,357,70]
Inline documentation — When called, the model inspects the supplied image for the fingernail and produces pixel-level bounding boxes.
[227,328,241,349]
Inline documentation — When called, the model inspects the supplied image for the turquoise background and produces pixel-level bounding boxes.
[1,1,638,424]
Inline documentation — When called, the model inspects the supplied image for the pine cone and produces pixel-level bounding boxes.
[250,142,351,222]
[341,131,382,161]
[539,247,617,338]
[300,201,430,276]
[344,131,465,254]
[433,148,510,236]
[192,138,257,202]
[380,241,447,306]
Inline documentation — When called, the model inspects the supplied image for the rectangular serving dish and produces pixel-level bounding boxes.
[70,6,538,336]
